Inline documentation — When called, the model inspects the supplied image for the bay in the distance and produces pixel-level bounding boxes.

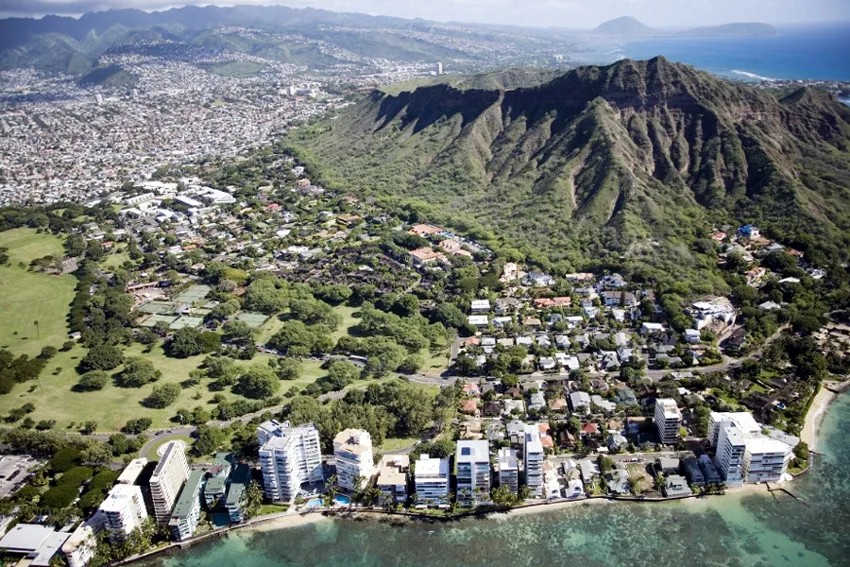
[140,395,850,567]
[583,24,850,82]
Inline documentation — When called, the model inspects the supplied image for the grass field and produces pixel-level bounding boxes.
[378,437,419,452]
[0,339,330,432]
[0,229,75,358]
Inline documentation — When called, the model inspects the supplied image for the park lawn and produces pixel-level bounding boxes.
[102,249,131,270]
[0,229,75,358]
[0,342,328,432]
[378,437,419,452]
[331,305,360,341]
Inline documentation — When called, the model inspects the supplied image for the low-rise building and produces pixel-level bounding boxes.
[376,454,409,504]
[0,524,70,567]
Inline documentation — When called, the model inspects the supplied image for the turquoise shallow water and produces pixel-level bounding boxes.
[145,395,850,567]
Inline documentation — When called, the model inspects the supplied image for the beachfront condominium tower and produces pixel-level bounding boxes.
[333,429,374,492]
[497,447,519,494]
[710,412,794,485]
[654,398,682,445]
[523,424,544,497]
[414,454,450,508]
[455,440,491,506]
[258,420,323,502]
[98,484,148,540]
[149,440,191,524]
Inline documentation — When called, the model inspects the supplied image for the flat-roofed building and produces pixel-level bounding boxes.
[150,441,190,524]
[455,440,491,506]
[116,458,148,485]
[711,411,794,485]
[524,424,544,497]
[376,454,409,504]
[497,447,519,494]
[654,398,682,445]
[258,420,323,502]
[61,516,102,567]
[333,429,374,492]
[0,524,70,567]
[168,470,204,542]
[99,484,148,540]
[414,455,450,508]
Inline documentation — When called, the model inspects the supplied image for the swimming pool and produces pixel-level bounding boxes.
[304,494,352,508]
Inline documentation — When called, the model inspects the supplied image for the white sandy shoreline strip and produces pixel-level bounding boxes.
[800,383,839,451]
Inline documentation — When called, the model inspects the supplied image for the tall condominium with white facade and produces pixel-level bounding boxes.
[333,429,374,492]
[149,441,191,524]
[654,398,682,445]
[456,440,491,506]
[523,424,544,497]
[258,420,323,502]
[709,412,794,485]
[497,447,519,494]
[99,484,148,540]
[414,454,450,508]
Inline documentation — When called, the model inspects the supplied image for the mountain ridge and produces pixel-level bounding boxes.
[285,58,850,276]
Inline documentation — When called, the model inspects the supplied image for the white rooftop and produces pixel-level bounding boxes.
[415,455,449,478]
[456,440,489,463]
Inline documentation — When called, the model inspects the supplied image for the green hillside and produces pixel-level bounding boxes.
[285,58,850,284]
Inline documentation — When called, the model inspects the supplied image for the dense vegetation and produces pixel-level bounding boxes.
[285,58,850,297]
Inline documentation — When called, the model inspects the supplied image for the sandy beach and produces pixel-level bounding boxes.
[245,511,332,533]
[800,384,839,451]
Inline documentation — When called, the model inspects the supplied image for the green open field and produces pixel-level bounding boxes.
[0,229,75,358]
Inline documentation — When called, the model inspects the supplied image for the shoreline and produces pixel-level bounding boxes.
[800,380,846,451]
[120,383,847,565]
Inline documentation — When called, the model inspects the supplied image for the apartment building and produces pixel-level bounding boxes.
[257,420,323,502]
[414,454,450,508]
[497,447,519,494]
[99,484,148,540]
[149,441,191,524]
[376,454,409,504]
[333,429,374,492]
[654,398,682,445]
[710,412,794,485]
[168,470,205,542]
[455,440,491,506]
[523,424,544,497]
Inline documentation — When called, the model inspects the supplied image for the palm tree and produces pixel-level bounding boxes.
[323,475,338,507]
[33,320,39,339]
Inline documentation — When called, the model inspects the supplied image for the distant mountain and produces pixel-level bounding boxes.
[285,58,850,274]
[685,23,778,37]
[593,16,656,36]
[0,5,554,79]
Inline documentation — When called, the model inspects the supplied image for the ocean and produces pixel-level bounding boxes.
[577,23,850,82]
[142,394,850,567]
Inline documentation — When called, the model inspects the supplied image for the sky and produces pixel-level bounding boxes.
[1,0,849,28]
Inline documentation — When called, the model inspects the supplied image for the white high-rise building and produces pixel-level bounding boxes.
[414,454,450,508]
[710,412,794,485]
[654,398,682,445]
[497,447,519,494]
[333,429,374,492]
[258,420,323,502]
[436,62,443,75]
[523,424,544,497]
[149,441,190,524]
[456,440,491,506]
[99,484,148,540]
